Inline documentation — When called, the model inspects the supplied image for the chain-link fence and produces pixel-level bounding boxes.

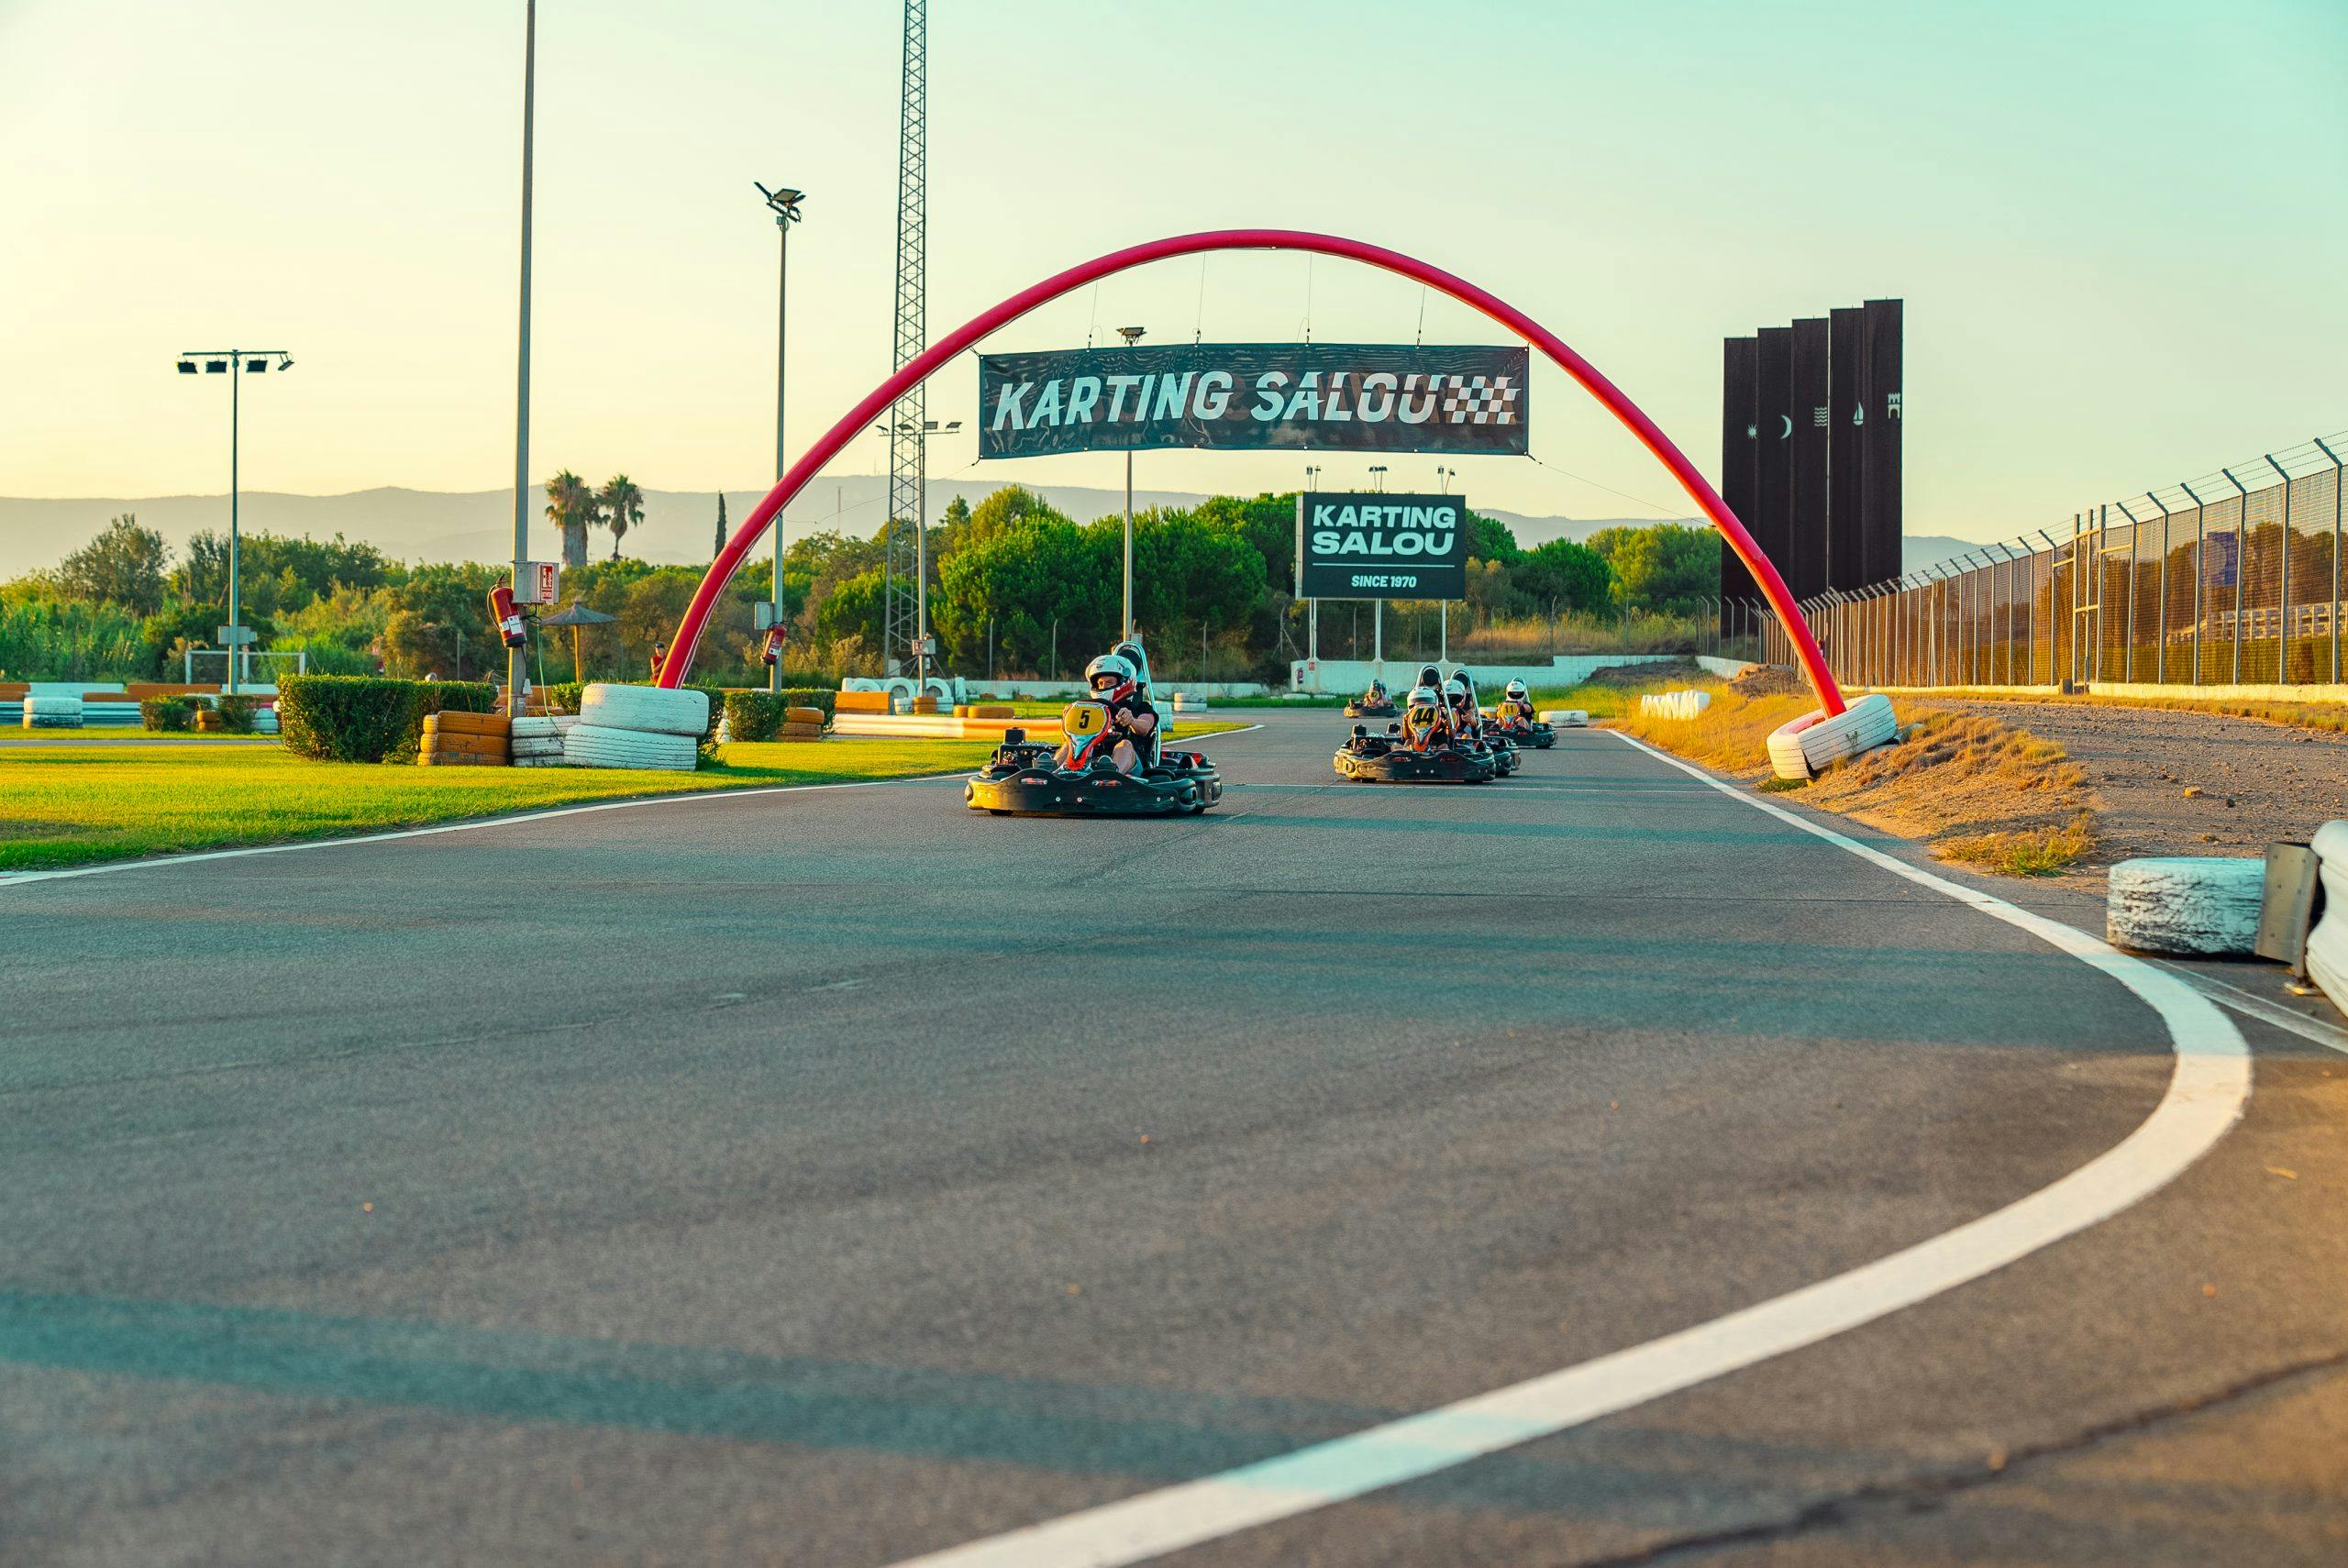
[1751,433,2346,690]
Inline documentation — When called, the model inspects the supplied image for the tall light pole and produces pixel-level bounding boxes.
[870,417,960,691]
[756,182,805,693]
[1434,467,1451,659]
[176,349,294,694]
[509,0,537,712]
[1117,325,1146,642]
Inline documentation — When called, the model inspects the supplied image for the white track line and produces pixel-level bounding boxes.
[0,772,970,889]
[884,730,2250,1568]
[2161,963,2348,1056]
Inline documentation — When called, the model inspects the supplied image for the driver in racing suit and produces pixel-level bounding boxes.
[1443,676,1484,745]
[1400,682,1454,750]
[1082,650,1160,773]
[1495,679,1534,730]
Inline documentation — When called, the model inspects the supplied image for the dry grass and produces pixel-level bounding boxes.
[2070,692,2348,735]
[1556,669,2100,878]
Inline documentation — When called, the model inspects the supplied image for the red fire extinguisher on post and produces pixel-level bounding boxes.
[487,585,527,649]
[760,625,786,667]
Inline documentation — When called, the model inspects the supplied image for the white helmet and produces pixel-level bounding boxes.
[1504,679,1527,701]
[1084,652,1138,695]
[1407,684,1441,708]
[1443,677,1469,703]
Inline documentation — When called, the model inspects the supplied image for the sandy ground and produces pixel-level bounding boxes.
[1943,698,2348,889]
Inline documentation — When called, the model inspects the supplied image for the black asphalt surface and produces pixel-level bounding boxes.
[4,712,2341,1566]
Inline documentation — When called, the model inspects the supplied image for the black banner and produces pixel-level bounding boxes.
[1294,491,1468,600]
[979,343,1528,458]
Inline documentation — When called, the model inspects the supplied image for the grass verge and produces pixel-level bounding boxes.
[0,723,1246,874]
[1539,666,2099,878]
[0,737,998,873]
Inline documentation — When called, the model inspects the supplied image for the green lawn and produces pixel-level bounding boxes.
[3,725,271,742]
[0,737,1000,873]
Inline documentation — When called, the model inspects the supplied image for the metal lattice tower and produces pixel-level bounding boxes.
[880,0,926,673]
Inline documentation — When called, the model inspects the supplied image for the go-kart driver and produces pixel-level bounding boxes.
[1495,679,1534,727]
[1078,650,1160,773]
[1398,682,1456,750]
[1443,675,1483,740]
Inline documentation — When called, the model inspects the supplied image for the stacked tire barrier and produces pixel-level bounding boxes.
[419,709,511,767]
[1637,690,1711,721]
[22,693,83,730]
[1540,709,1589,728]
[82,695,143,728]
[1767,691,1899,781]
[2105,857,2265,955]
[781,705,826,740]
[509,714,576,768]
[563,683,705,771]
[2305,823,2348,1009]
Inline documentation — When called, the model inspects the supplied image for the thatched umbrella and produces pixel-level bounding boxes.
[537,601,617,683]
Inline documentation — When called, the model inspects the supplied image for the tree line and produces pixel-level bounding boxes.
[2,487,1721,684]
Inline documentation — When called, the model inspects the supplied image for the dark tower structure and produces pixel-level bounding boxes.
[1753,326,1794,607]
[1860,298,1904,583]
[1720,335,1759,608]
[1827,305,1866,591]
[1788,315,1831,599]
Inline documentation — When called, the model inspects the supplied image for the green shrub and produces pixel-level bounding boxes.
[214,693,261,734]
[139,697,194,732]
[779,688,837,722]
[542,680,586,715]
[724,690,787,742]
[278,676,497,763]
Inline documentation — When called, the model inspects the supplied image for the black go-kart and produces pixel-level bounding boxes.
[1486,712,1556,750]
[966,697,1222,817]
[1334,721,1498,784]
[1343,686,1398,719]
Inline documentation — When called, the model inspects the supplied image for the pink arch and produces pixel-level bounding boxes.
[656,228,1844,716]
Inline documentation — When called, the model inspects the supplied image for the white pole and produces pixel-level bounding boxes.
[770,209,788,694]
[509,0,536,712]
[227,351,241,696]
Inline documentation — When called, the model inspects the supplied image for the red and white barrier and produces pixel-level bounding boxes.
[1767,691,1899,780]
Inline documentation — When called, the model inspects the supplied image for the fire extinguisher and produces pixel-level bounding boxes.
[487,585,527,649]
[760,625,786,667]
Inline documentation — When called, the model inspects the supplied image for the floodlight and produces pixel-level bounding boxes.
[753,181,805,223]
[177,359,198,374]
[205,359,228,373]
[277,356,294,371]
[247,359,268,373]
[1116,326,1146,345]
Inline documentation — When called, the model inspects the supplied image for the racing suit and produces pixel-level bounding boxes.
[1102,685,1161,772]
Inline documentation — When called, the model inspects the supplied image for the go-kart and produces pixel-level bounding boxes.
[1485,712,1556,750]
[1343,687,1398,719]
[1334,721,1497,783]
[966,697,1222,816]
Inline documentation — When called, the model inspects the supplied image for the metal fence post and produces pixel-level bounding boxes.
[2221,467,2249,685]
[2319,436,2343,686]
[2265,453,2293,684]
[2117,501,2144,685]
[2143,493,2170,685]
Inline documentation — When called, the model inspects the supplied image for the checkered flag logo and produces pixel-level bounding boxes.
[1440,374,1519,425]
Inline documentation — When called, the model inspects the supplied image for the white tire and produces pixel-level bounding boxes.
[577,682,709,737]
[510,739,565,758]
[2303,822,2348,1009]
[510,755,569,767]
[561,722,699,771]
[2106,856,2265,956]
[1540,709,1589,727]
[1767,691,1898,779]
[509,716,560,739]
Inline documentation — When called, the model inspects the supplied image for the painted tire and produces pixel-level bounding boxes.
[2105,856,2265,956]
[1767,691,1899,779]
[562,722,699,771]
[578,683,710,737]
[2309,822,2348,1009]
[1539,709,1589,727]
[511,738,566,757]
[426,709,510,737]
[509,716,561,739]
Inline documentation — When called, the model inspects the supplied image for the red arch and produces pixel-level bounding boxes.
[656,228,1844,716]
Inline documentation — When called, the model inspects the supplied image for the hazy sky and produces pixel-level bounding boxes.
[4,0,2342,547]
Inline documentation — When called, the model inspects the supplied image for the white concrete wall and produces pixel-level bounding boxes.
[1290,653,1708,693]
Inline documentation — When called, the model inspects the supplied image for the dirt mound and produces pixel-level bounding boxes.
[1583,658,1703,690]
[1730,664,1807,698]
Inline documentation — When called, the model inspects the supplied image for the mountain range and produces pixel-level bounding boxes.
[0,480,1979,582]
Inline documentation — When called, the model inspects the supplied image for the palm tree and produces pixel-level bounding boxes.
[600,474,645,560]
[545,470,597,569]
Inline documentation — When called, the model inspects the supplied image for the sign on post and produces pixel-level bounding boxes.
[1294,492,1469,601]
[216,624,258,646]
[754,601,780,631]
[979,344,1528,458]
[514,560,561,605]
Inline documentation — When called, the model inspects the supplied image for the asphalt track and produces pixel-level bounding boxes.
[4,712,2343,1566]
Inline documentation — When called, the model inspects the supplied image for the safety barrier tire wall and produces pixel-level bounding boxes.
[1540,709,1589,727]
[561,722,698,771]
[2307,822,2348,1008]
[577,683,709,737]
[1767,691,1899,780]
[2105,856,2265,955]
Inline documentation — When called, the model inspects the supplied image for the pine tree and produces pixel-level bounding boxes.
[714,493,728,561]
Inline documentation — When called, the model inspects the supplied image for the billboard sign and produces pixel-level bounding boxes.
[979,343,1527,458]
[1295,491,1468,600]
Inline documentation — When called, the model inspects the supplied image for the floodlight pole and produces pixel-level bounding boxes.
[509,0,537,717]
[228,355,242,694]
[759,182,805,693]
[1303,462,1321,677]
[1118,325,1146,641]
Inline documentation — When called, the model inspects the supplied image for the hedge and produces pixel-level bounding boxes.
[278,676,498,763]
[139,697,194,732]
[214,693,262,734]
[722,688,837,742]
